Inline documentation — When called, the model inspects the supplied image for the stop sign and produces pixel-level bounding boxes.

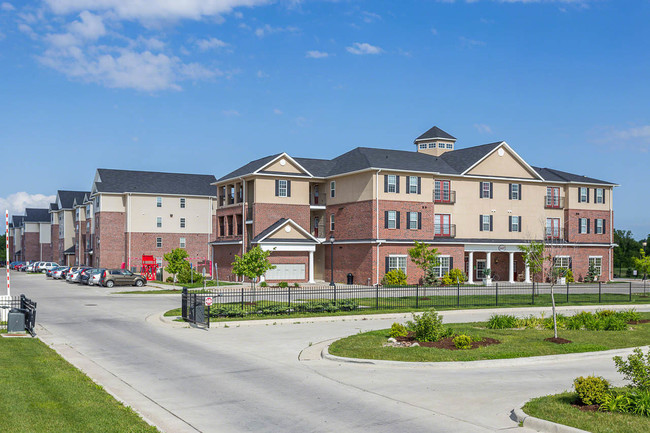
[204,297,213,306]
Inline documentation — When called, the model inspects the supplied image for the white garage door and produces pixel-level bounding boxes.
[265,264,305,280]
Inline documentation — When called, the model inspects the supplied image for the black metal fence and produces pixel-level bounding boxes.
[181,281,650,320]
[0,295,37,336]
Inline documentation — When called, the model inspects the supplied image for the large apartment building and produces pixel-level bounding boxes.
[50,190,89,266]
[89,169,217,271]
[211,126,616,284]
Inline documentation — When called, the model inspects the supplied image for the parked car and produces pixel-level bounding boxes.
[67,267,90,283]
[87,268,105,286]
[52,266,69,279]
[10,261,23,270]
[14,262,26,271]
[25,262,38,272]
[39,262,59,273]
[80,268,96,285]
[100,269,147,288]
[65,266,82,282]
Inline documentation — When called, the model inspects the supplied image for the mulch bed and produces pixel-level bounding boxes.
[571,403,599,412]
[544,337,572,344]
[395,332,500,350]
[628,319,650,324]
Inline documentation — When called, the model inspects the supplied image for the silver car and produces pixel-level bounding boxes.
[88,268,105,286]
[52,267,68,279]
[66,266,83,282]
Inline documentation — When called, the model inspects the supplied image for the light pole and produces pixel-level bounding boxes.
[643,241,648,281]
[329,236,335,287]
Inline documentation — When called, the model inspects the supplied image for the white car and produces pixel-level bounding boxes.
[25,262,38,272]
[52,267,68,279]
[38,262,59,273]
[88,268,105,286]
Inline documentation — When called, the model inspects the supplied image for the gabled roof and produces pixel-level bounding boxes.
[439,142,503,173]
[57,190,89,210]
[12,215,24,227]
[532,166,616,185]
[49,203,59,212]
[24,208,50,223]
[217,154,281,182]
[327,147,459,176]
[94,169,216,196]
[251,218,319,244]
[64,246,75,254]
[414,126,456,142]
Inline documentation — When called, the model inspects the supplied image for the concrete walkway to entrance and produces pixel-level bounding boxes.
[11,272,650,433]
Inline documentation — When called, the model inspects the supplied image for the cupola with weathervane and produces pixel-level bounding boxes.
[414,126,456,156]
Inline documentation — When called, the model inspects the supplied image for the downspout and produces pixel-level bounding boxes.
[127,193,131,271]
[240,177,246,282]
[376,169,382,285]
[610,188,614,281]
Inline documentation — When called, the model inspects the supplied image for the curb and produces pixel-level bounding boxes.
[513,402,589,433]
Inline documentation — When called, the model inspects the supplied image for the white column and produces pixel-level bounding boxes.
[308,250,315,283]
[525,263,531,283]
[486,252,492,273]
[468,251,474,284]
[508,252,515,283]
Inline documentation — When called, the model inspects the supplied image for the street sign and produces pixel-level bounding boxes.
[205,297,213,306]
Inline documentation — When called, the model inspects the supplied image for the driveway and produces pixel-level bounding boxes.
[11,272,649,432]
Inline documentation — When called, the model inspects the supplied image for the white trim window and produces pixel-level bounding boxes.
[180,218,186,229]
[589,256,602,276]
[180,198,186,208]
[156,197,162,208]
[330,213,335,231]
[408,212,418,230]
[419,143,427,149]
[388,255,407,274]
[446,143,453,149]
[595,188,604,204]
[511,216,520,232]
[428,142,435,148]
[387,175,397,193]
[438,143,445,148]
[387,211,397,229]
[510,183,520,200]
[156,217,162,228]
[579,187,588,203]
[595,218,604,234]
[278,180,288,197]
[330,181,336,198]
[482,215,491,232]
[554,256,570,270]
[156,237,162,248]
[179,237,186,248]
[431,256,451,278]
[482,182,491,199]
[476,259,487,279]
[579,218,588,234]
[408,176,418,194]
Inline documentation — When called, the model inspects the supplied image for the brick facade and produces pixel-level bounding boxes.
[128,232,211,270]
[564,209,612,243]
[378,200,435,240]
[23,232,40,261]
[326,200,375,240]
[95,211,126,269]
[212,243,243,281]
[253,203,310,237]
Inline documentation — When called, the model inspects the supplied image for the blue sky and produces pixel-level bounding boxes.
[1,0,648,238]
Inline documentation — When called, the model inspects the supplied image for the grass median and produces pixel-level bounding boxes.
[0,338,159,433]
[327,312,650,362]
[523,391,650,433]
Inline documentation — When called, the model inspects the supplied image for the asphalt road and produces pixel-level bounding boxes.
[9,271,650,433]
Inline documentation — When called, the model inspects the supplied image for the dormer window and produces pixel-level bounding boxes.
[446,143,453,149]
[419,143,427,149]
[438,143,445,148]
[428,142,435,148]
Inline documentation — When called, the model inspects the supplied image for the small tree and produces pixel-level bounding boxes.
[633,249,650,281]
[231,246,275,290]
[164,248,190,287]
[408,241,440,285]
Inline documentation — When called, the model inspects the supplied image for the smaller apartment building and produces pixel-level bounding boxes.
[90,169,217,273]
[50,190,88,266]
[211,126,616,284]
[12,208,52,262]
[11,215,24,261]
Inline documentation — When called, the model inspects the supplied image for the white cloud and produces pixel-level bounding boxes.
[611,125,650,141]
[222,109,240,116]
[361,11,381,23]
[1,2,15,12]
[273,108,283,115]
[305,50,328,59]
[0,193,56,218]
[68,10,105,40]
[254,24,298,38]
[196,37,228,50]
[138,36,165,51]
[44,0,272,22]
[256,70,268,78]
[474,123,493,134]
[346,42,382,55]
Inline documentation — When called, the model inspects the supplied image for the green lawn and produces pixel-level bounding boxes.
[523,391,650,433]
[0,338,159,433]
[152,280,238,289]
[327,312,650,362]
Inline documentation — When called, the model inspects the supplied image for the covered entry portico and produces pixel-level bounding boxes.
[465,243,531,284]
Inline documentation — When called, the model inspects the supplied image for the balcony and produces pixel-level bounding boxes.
[434,224,456,238]
[544,196,565,209]
[246,206,253,222]
[545,226,565,240]
[219,196,225,207]
[311,221,326,238]
[434,191,456,205]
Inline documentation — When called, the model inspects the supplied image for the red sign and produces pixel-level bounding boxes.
[204,297,213,306]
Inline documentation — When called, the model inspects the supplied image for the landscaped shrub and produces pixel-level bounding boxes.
[406,309,452,342]
[614,348,650,390]
[518,315,543,328]
[278,281,289,288]
[440,268,468,286]
[574,375,610,405]
[336,299,359,311]
[291,299,358,314]
[259,305,289,315]
[600,388,650,417]
[486,314,519,329]
[566,269,575,283]
[389,322,408,338]
[543,313,568,330]
[177,267,203,284]
[382,269,407,286]
[293,282,300,287]
[259,281,268,287]
[619,309,641,322]
[567,311,630,331]
[209,305,245,318]
[601,315,628,331]
[453,334,472,350]
[166,276,174,283]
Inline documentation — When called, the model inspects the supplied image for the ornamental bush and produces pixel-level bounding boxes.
[278,281,289,288]
[453,334,472,350]
[382,269,407,286]
[389,322,408,338]
[486,314,519,329]
[440,268,468,286]
[407,309,452,342]
[614,348,650,391]
[574,375,610,405]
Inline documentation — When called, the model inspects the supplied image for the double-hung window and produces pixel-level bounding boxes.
[579,187,588,203]
[430,256,451,278]
[595,188,604,204]
[509,216,521,232]
[156,217,162,228]
[509,183,520,200]
[408,212,419,230]
[180,218,186,229]
[408,176,418,194]
[180,198,186,208]
[330,214,335,231]
[179,237,186,248]
[589,256,602,277]
[156,237,162,248]
[388,255,407,274]
[330,181,336,198]
[387,175,397,193]
[278,180,288,197]
[595,218,604,234]
[480,215,492,232]
[554,256,570,270]
[156,197,162,208]
[480,181,492,199]
[579,218,589,234]
[387,211,397,229]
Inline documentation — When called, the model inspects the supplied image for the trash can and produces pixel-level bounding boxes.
[347,273,354,285]
[7,308,26,333]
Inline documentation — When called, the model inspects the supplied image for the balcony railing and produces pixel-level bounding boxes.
[219,196,225,207]
[246,206,253,221]
[434,190,456,204]
[545,226,565,240]
[544,196,565,209]
[434,224,456,238]
[310,196,326,206]
[311,222,326,238]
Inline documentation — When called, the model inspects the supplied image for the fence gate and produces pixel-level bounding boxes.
[181,288,209,328]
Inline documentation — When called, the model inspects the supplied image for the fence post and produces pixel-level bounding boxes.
[375,285,379,310]
[206,305,210,329]
[629,281,632,302]
[182,288,188,320]
[495,282,498,306]
[566,283,569,303]
[457,283,460,307]
[334,285,337,305]
[532,281,535,305]
[288,286,291,314]
[598,281,602,303]
[241,288,244,311]
[416,284,419,309]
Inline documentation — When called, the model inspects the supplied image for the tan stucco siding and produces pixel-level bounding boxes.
[377,172,434,202]
[254,177,310,205]
[24,222,39,233]
[264,158,304,174]
[128,194,213,234]
[63,211,75,249]
[39,223,51,243]
[566,185,612,211]
[266,222,311,240]
[101,194,126,212]
[466,147,537,179]
[329,172,375,205]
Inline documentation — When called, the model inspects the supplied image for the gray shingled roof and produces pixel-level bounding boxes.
[327,147,459,176]
[24,208,51,223]
[49,203,59,211]
[58,190,89,209]
[12,215,24,227]
[414,126,456,142]
[251,218,288,242]
[439,142,503,173]
[95,169,216,196]
[217,154,281,182]
[531,167,615,185]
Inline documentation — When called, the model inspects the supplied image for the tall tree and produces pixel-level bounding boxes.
[231,246,275,290]
[164,248,190,286]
